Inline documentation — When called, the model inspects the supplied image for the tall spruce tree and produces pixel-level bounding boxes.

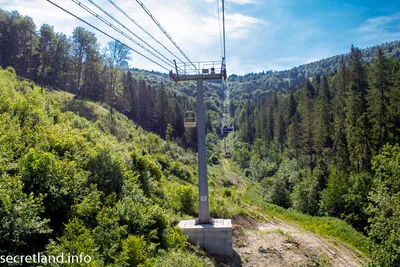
[389,58,400,143]
[367,47,392,152]
[299,80,316,173]
[345,46,371,171]
[332,56,349,168]
[38,24,56,85]
[314,75,332,154]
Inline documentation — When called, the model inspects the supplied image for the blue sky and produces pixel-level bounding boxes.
[0,0,399,75]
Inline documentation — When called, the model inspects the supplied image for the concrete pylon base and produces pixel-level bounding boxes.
[178,219,232,256]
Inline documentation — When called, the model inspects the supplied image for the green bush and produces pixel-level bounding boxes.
[0,174,51,253]
[367,144,400,266]
[172,185,197,215]
[292,175,320,215]
[170,161,193,182]
[320,169,349,218]
[20,148,87,234]
[87,147,124,196]
[116,235,148,267]
[131,151,163,196]
[143,249,208,267]
[46,218,102,266]
[93,207,128,264]
[6,66,16,76]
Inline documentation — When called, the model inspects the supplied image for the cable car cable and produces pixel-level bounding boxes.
[46,0,170,71]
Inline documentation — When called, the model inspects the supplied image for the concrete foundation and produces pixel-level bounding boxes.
[178,219,232,256]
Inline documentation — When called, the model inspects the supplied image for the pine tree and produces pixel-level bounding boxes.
[367,47,392,152]
[286,89,297,123]
[71,27,98,96]
[314,75,332,154]
[274,95,285,150]
[38,24,56,85]
[124,71,138,122]
[156,83,170,138]
[299,80,316,173]
[288,111,301,168]
[51,33,71,90]
[332,56,349,168]
[389,58,400,143]
[345,46,371,171]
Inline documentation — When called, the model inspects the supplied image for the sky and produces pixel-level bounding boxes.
[0,0,400,75]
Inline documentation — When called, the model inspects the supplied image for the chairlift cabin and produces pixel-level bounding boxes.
[184,111,197,128]
[222,125,234,136]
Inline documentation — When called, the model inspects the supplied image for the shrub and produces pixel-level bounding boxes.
[170,161,193,182]
[0,174,51,253]
[45,218,102,266]
[93,207,127,264]
[292,175,320,215]
[87,147,124,196]
[367,144,400,266]
[131,151,163,196]
[6,66,16,76]
[116,235,148,266]
[320,169,349,218]
[143,249,208,267]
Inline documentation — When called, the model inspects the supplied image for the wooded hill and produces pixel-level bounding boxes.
[228,41,400,114]
[0,66,248,266]
[0,9,225,149]
[231,45,400,266]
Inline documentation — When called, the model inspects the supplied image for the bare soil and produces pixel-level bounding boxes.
[211,215,366,267]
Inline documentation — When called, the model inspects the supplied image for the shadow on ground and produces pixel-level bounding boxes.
[209,249,242,267]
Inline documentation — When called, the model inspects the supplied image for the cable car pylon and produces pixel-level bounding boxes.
[170,57,226,225]
[170,51,227,225]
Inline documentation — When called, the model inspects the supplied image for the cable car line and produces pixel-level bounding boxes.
[46,0,170,72]
[107,0,190,72]
[217,0,224,59]
[70,0,174,70]
[86,0,185,73]
[222,0,226,61]
[134,0,198,71]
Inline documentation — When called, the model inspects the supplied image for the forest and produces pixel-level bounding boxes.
[232,45,400,265]
[0,9,224,150]
[1,7,400,266]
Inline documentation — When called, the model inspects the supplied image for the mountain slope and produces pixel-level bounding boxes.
[228,40,400,104]
[0,67,370,266]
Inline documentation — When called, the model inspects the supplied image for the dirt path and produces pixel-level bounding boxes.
[221,158,246,191]
[229,216,366,267]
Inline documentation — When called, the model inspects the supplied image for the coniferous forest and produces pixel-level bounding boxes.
[1,7,400,266]
[231,45,400,264]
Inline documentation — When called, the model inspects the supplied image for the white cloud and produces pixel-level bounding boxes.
[204,0,256,5]
[229,0,255,4]
[0,0,264,74]
[356,12,400,33]
[355,12,400,43]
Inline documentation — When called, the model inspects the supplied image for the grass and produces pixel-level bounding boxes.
[222,154,369,257]
[259,204,369,256]
[243,180,263,205]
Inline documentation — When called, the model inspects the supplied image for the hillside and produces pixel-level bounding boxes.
[228,40,400,107]
[0,67,371,266]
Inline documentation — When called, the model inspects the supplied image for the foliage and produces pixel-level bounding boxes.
[230,46,400,262]
[320,169,349,218]
[291,175,320,216]
[367,144,400,266]
[0,69,213,265]
[0,174,51,254]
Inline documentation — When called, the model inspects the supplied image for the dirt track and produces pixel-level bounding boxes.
[230,216,366,267]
